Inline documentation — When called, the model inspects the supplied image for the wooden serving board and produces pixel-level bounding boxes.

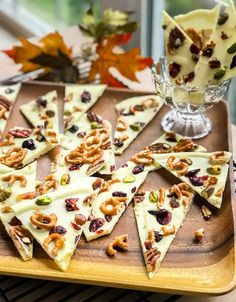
[0,82,235,295]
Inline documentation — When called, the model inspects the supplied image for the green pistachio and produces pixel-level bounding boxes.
[45,110,55,117]
[60,174,70,186]
[213,67,227,80]
[217,12,229,25]
[123,175,136,183]
[227,43,236,54]
[130,123,140,131]
[149,191,158,203]
[91,122,103,129]
[64,110,72,116]
[35,196,52,206]
[0,188,12,202]
[207,165,221,175]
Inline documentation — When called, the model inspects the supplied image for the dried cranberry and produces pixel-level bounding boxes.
[49,225,67,235]
[189,176,207,186]
[133,104,144,111]
[122,163,128,168]
[105,215,112,222]
[169,197,180,208]
[208,59,221,69]
[71,222,81,230]
[74,214,86,226]
[131,186,136,193]
[185,71,195,83]
[192,54,199,63]
[185,169,200,177]
[133,192,145,203]
[169,62,181,78]
[154,231,163,242]
[9,216,22,226]
[148,209,172,225]
[230,55,236,69]
[132,164,144,174]
[112,191,127,197]
[87,112,102,123]
[113,138,123,148]
[190,43,200,54]
[22,139,36,150]
[81,91,91,103]
[168,27,186,52]
[221,31,228,40]
[144,241,152,250]
[110,165,115,172]
[69,163,83,171]
[202,46,214,58]
[9,128,32,138]
[77,131,86,138]
[68,125,79,133]
[65,198,79,211]
[36,96,47,107]
[92,178,103,190]
[89,218,105,232]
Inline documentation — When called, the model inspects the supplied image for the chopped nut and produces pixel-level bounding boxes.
[106,234,128,256]
[194,228,204,241]
[201,205,212,220]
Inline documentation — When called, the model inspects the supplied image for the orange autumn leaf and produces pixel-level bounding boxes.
[40,32,72,57]
[88,33,153,86]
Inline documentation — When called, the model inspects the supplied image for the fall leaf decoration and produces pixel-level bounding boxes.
[88,33,153,86]
[4,32,78,83]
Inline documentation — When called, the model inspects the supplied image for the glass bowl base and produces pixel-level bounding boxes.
[161,109,212,139]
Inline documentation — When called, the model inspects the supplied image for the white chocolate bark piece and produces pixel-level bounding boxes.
[163,11,197,85]
[156,151,231,209]
[114,95,163,154]
[11,177,103,271]
[61,112,116,175]
[0,162,37,261]
[189,1,236,87]
[113,131,207,178]
[20,90,60,145]
[83,169,148,241]
[0,83,21,138]
[64,84,107,129]
[175,5,221,49]
[134,183,195,279]
[0,127,54,169]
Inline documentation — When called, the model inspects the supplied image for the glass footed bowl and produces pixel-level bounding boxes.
[151,58,230,139]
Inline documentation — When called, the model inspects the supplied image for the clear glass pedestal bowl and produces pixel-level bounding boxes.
[151,59,230,139]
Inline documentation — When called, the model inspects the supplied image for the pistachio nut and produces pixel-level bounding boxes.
[227,43,236,54]
[207,165,221,175]
[0,188,12,202]
[60,174,70,186]
[123,175,136,183]
[35,196,52,206]
[130,123,140,131]
[214,67,227,80]
[149,191,158,203]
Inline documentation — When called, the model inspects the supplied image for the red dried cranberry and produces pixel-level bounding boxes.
[208,59,221,69]
[169,197,180,208]
[71,222,81,230]
[189,175,208,186]
[154,231,163,242]
[132,164,144,174]
[49,225,67,235]
[9,128,32,138]
[81,91,91,103]
[65,198,79,211]
[221,31,228,40]
[112,191,127,197]
[105,215,112,222]
[92,178,103,190]
[22,139,36,150]
[168,27,186,52]
[202,46,214,58]
[77,131,86,138]
[169,62,181,78]
[87,112,102,123]
[110,165,115,172]
[185,71,195,83]
[148,209,172,225]
[113,138,123,148]
[185,169,200,177]
[230,55,236,69]
[89,218,105,232]
[69,163,83,171]
[36,96,47,107]
[144,241,152,250]
[9,216,22,226]
[131,186,136,193]
[68,125,79,133]
[190,43,200,54]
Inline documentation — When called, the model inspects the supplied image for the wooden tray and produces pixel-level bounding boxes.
[0,82,235,295]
